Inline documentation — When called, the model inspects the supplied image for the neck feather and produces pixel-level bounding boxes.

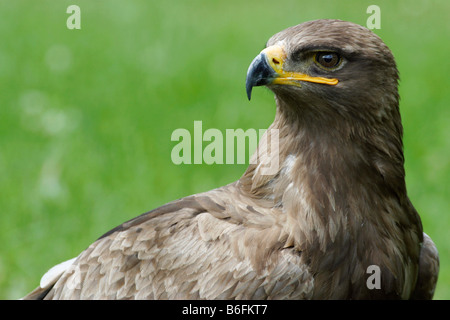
[240,95,411,250]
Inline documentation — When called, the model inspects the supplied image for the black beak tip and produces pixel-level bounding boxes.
[246,82,253,101]
[245,52,274,102]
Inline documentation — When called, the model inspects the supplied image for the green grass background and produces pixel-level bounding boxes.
[0,0,448,299]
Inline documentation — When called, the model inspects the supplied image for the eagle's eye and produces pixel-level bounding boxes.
[314,52,341,70]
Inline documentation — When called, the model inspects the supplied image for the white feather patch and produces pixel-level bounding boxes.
[39,257,76,288]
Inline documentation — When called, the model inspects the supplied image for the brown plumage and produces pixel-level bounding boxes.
[24,19,438,300]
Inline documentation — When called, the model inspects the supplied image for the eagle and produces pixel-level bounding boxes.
[24,19,438,300]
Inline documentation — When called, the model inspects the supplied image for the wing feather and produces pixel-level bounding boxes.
[23,183,313,299]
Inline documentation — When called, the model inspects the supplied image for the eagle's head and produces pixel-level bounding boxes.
[246,19,400,136]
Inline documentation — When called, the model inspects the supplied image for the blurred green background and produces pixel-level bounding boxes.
[0,0,448,299]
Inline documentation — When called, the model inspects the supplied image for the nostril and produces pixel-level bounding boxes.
[272,58,280,65]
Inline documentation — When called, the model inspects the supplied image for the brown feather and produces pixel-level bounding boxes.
[23,19,438,300]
